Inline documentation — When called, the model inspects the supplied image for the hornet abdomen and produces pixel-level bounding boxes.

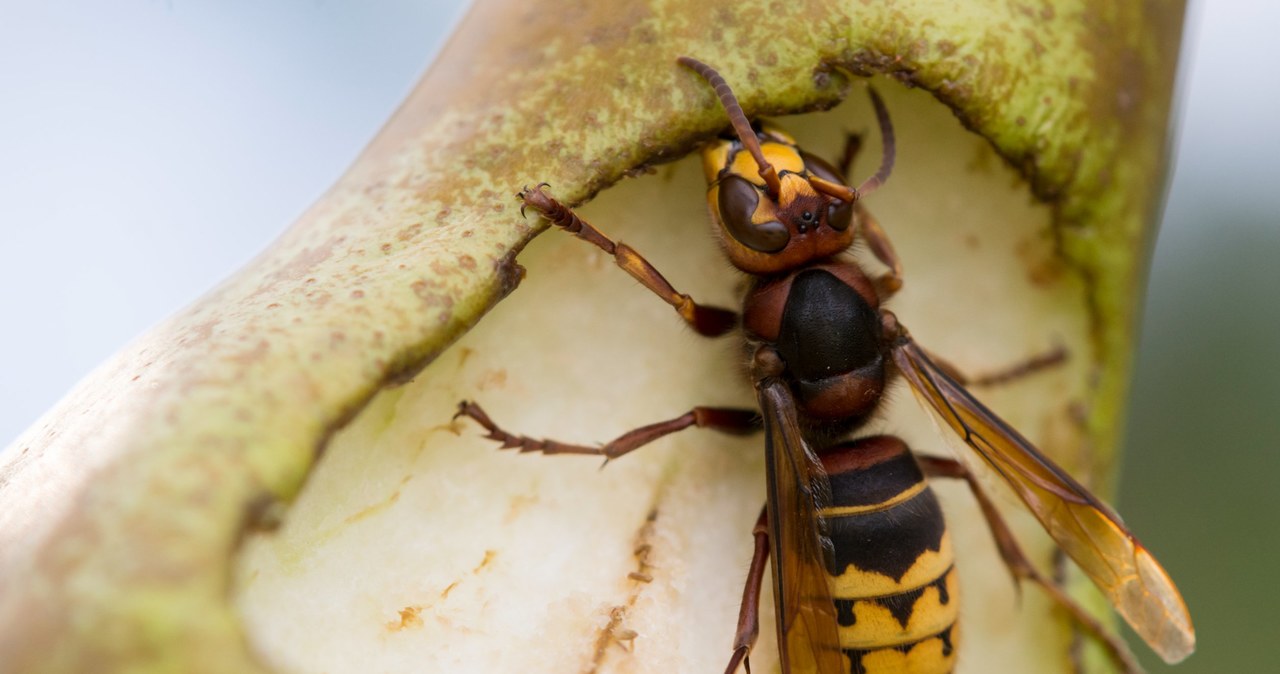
[821,436,958,674]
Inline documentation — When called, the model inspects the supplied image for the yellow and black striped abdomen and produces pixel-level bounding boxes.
[820,436,958,674]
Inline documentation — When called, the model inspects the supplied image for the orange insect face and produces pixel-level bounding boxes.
[708,150,856,275]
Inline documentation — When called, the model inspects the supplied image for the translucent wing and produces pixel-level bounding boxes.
[891,334,1195,663]
[757,378,846,674]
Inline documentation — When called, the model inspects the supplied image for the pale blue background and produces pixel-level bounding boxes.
[0,1,469,443]
[1,2,1275,673]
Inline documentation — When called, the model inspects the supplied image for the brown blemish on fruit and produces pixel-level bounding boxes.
[265,236,343,285]
[585,508,661,671]
[475,368,508,392]
[1016,235,1067,287]
[472,549,497,574]
[342,490,402,526]
[503,492,539,524]
[386,606,424,632]
[397,223,423,242]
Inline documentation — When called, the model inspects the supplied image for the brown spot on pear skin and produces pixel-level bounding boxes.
[397,223,423,242]
[267,235,341,284]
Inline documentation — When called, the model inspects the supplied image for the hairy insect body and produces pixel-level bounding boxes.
[745,266,884,422]
[822,437,957,674]
[746,257,958,673]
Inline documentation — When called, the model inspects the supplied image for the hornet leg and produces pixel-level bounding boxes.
[454,401,759,462]
[838,132,903,295]
[919,455,1143,674]
[724,507,770,674]
[518,184,738,337]
[924,344,1068,388]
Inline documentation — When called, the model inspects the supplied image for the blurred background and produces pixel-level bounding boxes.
[0,2,1273,672]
